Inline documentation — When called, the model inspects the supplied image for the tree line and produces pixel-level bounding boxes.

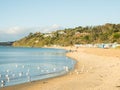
[13,23,120,47]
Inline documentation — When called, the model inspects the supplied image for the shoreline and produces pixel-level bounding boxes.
[1,47,120,90]
[0,47,76,90]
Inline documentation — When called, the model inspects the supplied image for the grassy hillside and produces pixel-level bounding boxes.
[13,23,120,47]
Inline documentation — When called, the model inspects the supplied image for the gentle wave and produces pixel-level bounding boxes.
[0,47,76,87]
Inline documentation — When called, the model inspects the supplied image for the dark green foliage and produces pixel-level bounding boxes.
[113,33,120,39]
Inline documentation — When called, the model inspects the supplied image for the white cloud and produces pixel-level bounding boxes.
[6,26,21,34]
[52,24,61,29]
[0,26,29,41]
[0,24,64,41]
[40,24,63,33]
[0,26,25,35]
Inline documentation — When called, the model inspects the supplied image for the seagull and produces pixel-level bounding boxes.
[53,68,56,71]
[6,69,9,73]
[1,80,4,83]
[37,66,40,70]
[5,74,9,78]
[75,69,79,74]
[41,70,44,72]
[7,77,10,82]
[65,66,69,72]
[19,72,22,77]
[46,70,49,73]
[1,80,5,87]
[27,76,31,82]
[15,64,18,68]
[22,65,24,68]
[1,83,4,87]
[26,72,29,76]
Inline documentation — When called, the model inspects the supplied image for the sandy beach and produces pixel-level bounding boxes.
[1,47,120,90]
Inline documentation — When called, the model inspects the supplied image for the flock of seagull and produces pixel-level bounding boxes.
[0,64,69,87]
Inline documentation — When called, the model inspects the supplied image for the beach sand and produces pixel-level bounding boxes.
[1,47,120,90]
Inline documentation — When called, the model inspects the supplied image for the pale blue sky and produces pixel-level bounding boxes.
[0,0,120,41]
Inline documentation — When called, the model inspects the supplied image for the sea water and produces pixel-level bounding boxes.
[0,46,76,87]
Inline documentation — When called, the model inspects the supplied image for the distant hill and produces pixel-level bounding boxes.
[13,23,120,47]
[0,42,14,46]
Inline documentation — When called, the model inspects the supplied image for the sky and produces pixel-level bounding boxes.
[0,0,120,41]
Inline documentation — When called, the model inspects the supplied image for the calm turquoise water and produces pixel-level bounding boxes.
[0,46,76,87]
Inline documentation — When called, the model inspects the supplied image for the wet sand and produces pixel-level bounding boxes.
[1,47,120,90]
